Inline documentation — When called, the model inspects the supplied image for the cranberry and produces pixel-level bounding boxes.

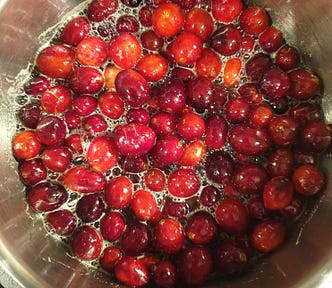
[126,108,150,125]
[260,67,290,99]
[71,225,103,261]
[76,194,105,223]
[259,27,284,53]
[223,58,242,88]
[195,48,222,79]
[239,7,269,35]
[172,67,195,82]
[177,245,212,286]
[18,102,41,129]
[173,0,197,9]
[131,189,158,221]
[144,168,166,192]
[205,151,235,184]
[178,139,206,167]
[153,217,185,254]
[152,260,176,288]
[268,115,299,146]
[289,103,322,125]
[19,158,47,186]
[158,78,187,113]
[204,115,228,149]
[294,147,318,166]
[187,76,214,110]
[238,83,263,104]
[301,120,332,151]
[41,146,72,172]
[139,6,153,27]
[116,15,139,33]
[24,76,50,96]
[250,104,273,127]
[98,91,125,120]
[267,148,294,177]
[64,110,81,130]
[251,219,286,252]
[241,35,255,54]
[65,134,83,154]
[12,130,42,160]
[28,182,68,212]
[121,0,142,8]
[276,45,300,71]
[104,65,121,90]
[212,0,243,23]
[61,16,91,46]
[177,112,205,141]
[280,196,303,218]
[164,200,189,220]
[105,176,133,209]
[120,222,150,256]
[76,36,108,66]
[135,54,169,82]
[269,96,289,115]
[35,116,66,147]
[167,168,200,198]
[246,53,272,82]
[46,209,76,236]
[247,197,266,220]
[83,114,108,134]
[100,211,126,242]
[70,66,104,95]
[87,0,118,22]
[200,185,221,207]
[150,112,176,137]
[185,8,214,41]
[225,97,250,123]
[72,95,97,117]
[100,246,124,271]
[140,30,164,51]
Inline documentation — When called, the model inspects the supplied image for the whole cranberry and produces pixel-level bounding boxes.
[259,27,284,53]
[288,103,322,125]
[152,260,176,288]
[204,115,228,149]
[150,112,176,137]
[18,102,41,129]
[247,197,266,220]
[47,209,76,236]
[177,112,205,141]
[276,45,300,71]
[260,67,290,99]
[167,168,200,198]
[200,185,221,207]
[105,176,133,209]
[35,116,66,147]
[120,155,148,173]
[87,0,118,22]
[225,97,250,123]
[100,212,126,242]
[267,148,294,177]
[246,53,272,82]
[131,189,158,221]
[76,194,105,223]
[144,168,166,192]
[268,115,299,146]
[100,246,124,272]
[41,146,72,172]
[187,76,215,110]
[61,16,91,46]
[70,66,104,95]
[19,159,47,186]
[205,151,234,184]
[72,95,97,116]
[239,7,269,35]
[164,200,189,220]
[158,78,187,113]
[301,121,332,151]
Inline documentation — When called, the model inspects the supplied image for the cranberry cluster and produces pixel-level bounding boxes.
[12,0,332,287]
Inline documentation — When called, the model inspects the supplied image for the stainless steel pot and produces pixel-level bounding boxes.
[1,0,332,287]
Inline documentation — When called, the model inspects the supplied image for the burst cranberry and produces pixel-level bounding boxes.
[47,209,76,236]
[18,102,41,129]
[64,166,106,193]
[250,104,273,127]
[71,225,103,261]
[212,0,243,23]
[177,245,212,286]
[100,211,126,242]
[70,66,104,95]
[36,44,75,79]
[115,256,149,287]
[72,95,97,116]
[268,115,299,146]
[172,67,195,82]
[167,168,200,198]
[225,97,250,123]
[178,139,206,167]
[251,219,286,253]
[87,0,118,22]
[76,194,105,223]
[105,176,133,209]
[76,36,108,66]
[200,185,221,207]
[195,48,222,79]
[205,151,234,184]
[116,15,139,33]
[276,45,300,71]
[152,260,176,288]
[294,147,318,166]
[246,53,272,82]
[239,7,269,35]
[204,115,228,149]
[100,246,124,271]
[144,168,166,192]
[35,116,66,147]
[259,27,284,53]
[120,222,150,256]
[187,76,214,109]
[24,76,50,96]
[238,83,263,104]
[28,182,68,212]
[150,112,176,136]
[19,159,47,185]
[151,3,184,37]
[216,199,249,234]
[223,58,242,87]
[12,130,42,160]
[98,91,125,120]
[292,164,325,196]
[158,78,187,113]
[131,189,158,221]
[61,16,91,46]
[229,124,270,156]
[140,30,164,51]
[177,112,205,141]
[260,67,290,99]
[301,120,332,151]
[153,217,185,254]
[289,103,322,125]
[41,146,72,172]
[185,8,214,41]
[120,155,148,173]
[135,54,169,82]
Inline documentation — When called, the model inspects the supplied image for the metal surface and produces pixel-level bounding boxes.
[1,0,332,287]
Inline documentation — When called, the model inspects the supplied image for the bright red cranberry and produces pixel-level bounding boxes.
[64,166,106,193]
[152,260,176,288]
[210,24,242,56]
[251,219,286,252]
[187,76,214,110]
[71,225,103,261]
[76,194,105,223]
[223,57,242,88]
[98,91,125,120]
[225,97,250,123]
[164,200,189,220]
[64,110,81,130]
[131,189,158,221]
[212,0,243,23]
[177,245,212,286]
[27,182,68,212]
[250,104,273,127]
[301,120,332,151]
[150,112,176,137]
[65,134,83,154]
[140,30,164,51]
[292,164,325,195]
[113,123,156,157]
[18,102,41,129]
[19,159,47,186]
[83,114,108,134]
[229,124,270,156]
[267,148,294,177]
[70,66,104,95]
[239,7,269,35]
[259,27,284,53]
[120,222,150,256]
[263,176,294,210]
[185,211,217,244]
[177,112,205,141]
[100,211,126,242]
[100,246,124,272]
[72,95,97,116]
[200,185,221,207]
[246,53,272,82]
[136,54,169,82]
[61,16,91,46]
[126,108,150,125]
[241,35,255,54]
[260,67,290,99]
[276,45,300,71]
[153,217,185,254]
[247,197,266,220]
[158,78,187,113]
[24,76,50,96]
[184,8,214,41]
[144,168,166,192]
[76,36,108,66]
[204,115,228,149]
[205,151,234,184]
[195,48,222,80]
[46,209,76,236]
[87,0,118,22]
[289,103,322,125]
[215,240,248,276]
[105,176,133,209]
[35,116,66,147]
[268,115,299,146]
[120,155,148,173]
[116,15,139,33]
[41,146,72,172]
[178,139,206,167]
[167,168,200,198]
[115,256,149,287]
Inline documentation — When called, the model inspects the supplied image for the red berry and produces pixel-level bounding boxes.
[178,139,206,167]
[19,159,47,186]
[267,148,294,177]
[105,176,133,209]
[187,76,215,109]
[259,27,284,53]
[47,209,76,236]
[195,48,222,79]
[260,67,290,99]
[204,115,228,149]
[225,97,250,123]
[12,130,42,160]
[116,15,139,33]
[301,120,332,151]
[18,102,41,129]
[41,146,72,172]
[223,58,242,87]
[268,115,299,146]
[276,45,300,71]
[205,151,234,184]
[152,260,176,288]
[87,0,118,22]
[144,168,166,192]
[135,54,169,82]
[61,16,91,46]
[167,168,200,198]
[76,194,105,223]
[131,189,158,221]
[41,85,72,114]
[72,95,97,116]
[98,91,125,119]
[177,112,205,141]
[70,66,104,95]
[185,8,214,41]
[100,246,124,271]
[76,36,108,66]
[239,7,269,35]
[212,0,243,24]
[100,211,126,242]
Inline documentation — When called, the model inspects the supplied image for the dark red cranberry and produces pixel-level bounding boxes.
[120,155,148,173]
[24,76,50,96]
[70,67,104,95]
[18,102,41,129]
[239,7,269,35]
[76,194,105,223]
[225,97,250,123]
[280,196,303,218]
[245,53,272,82]
[276,45,301,71]
[35,116,67,147]
[260,67,290,99]
[208,87,229,113]
[19,158,47,186]
[301,121,332,151]
[152,260,176,288]
[268,96,289,115]
[126,108,150,125]
[247,197,266,220]
[268,115,299,146]
[100,246,124,272]
[187,77,214,110]
[100,211,126,242]
[41,146,72,172]
[139,6,153,27]
[158,78,187,113]
[87,0,118,22]
[61,16,91,46]
[116,15,139,33]
[140,30,164,51]
[259,27,284,53]
[121,0,142,7]
[200,185,221,207]
[47,209,76,236]
[204,115,228,150]
[288,103,322,125]
[294,147,318,166]
[205,151,235,184]
[150,112,176,137]
[83,114,108,134]
[267,148,294,177]
[238,83,263,104]
[164,201,189,220]
[144,168,166,192]
[173,0,197,9]
[72,95,97,116]
[64,110,81,130]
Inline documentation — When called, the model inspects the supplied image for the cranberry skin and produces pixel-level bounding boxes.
[205,151,235,184]
[204,115,228,149]
[100,246,124,271]
[187,77,214,110]
[158,78,187,113]
[229,124,271,156]
[28,182,68,212]
[259,27,284,53]
[185,211,218,244]
[113,123,156,157]
[72,95,97,116]
[18,102,41,129]
[263,176,294,210]
[301,121,332,151]
[251,219,286,253]
[64,166,106,194]
[233,163,269,194]
[65,134,83,154]
[184,8,214,41]
[167,168,200,198]
[200,185,221,207]
[71,225,103,261]
[115,256,149,287]
[120,222,150,256]
[87,0,118,22]
[144,168,166,192]
[177,112,205,141]
[136,54,169,82]
[215,199,249,234]
[267,148,294,177]
[83,114,108,134]
[47,209,76,236]
[121,0,142,8]
[150,112,176,137]
[100,212,126,242]
[289,103,322,126]
[70,67,104,95]
[153,218,185,254]
[177,245,212,286]
[212,0,243,24]
[268,116,299,146]
[276,45,300,71]
[35,116,66,147]
[61,16,91,46]
[140,30,164,51]
[41,146,72,172]
[210,25,242,56]
[76,194,105,223]
[173,0,197,10]
[152,260,176,288]
[280,196,303,218]
[239,7,269,35]
[225,97,250,123]
[215,240,248,276]
[292,164,325,196]
[150,135,184,167]
[246,53,272,82]
[131,189,158,221]
[269,96,289,115]
[115,69,150,107]
[126,108,150,125]
[116,15,139,33]
[105,176,133,209]
[24,76,50,96]
[260,67,290,99]
[164,201,189,220]
[19,159,47,186]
